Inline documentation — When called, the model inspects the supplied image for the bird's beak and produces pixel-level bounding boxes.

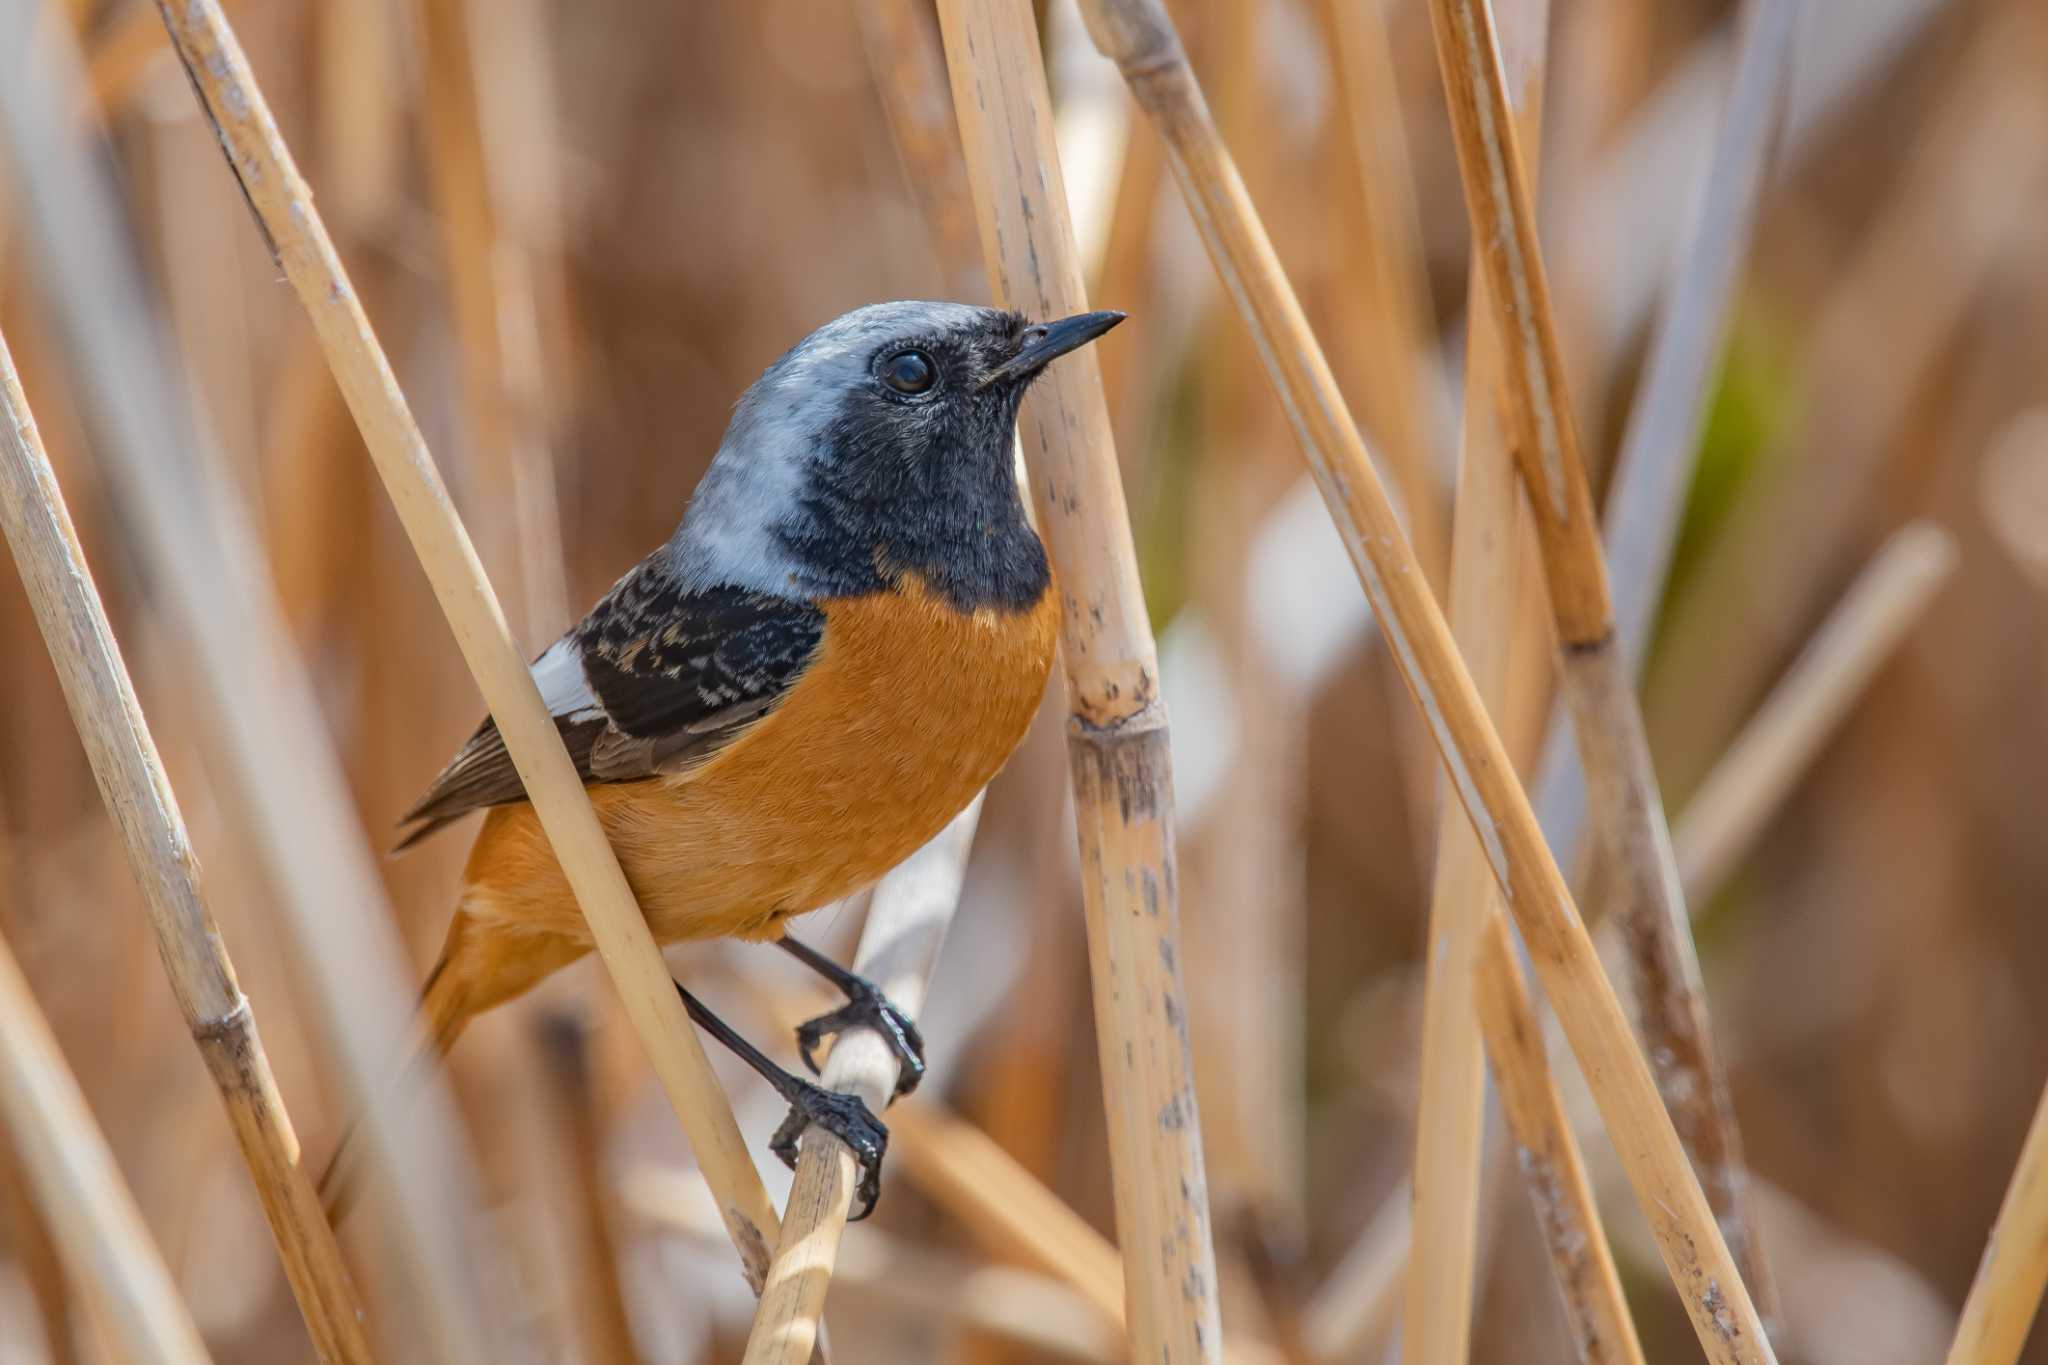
[979,310,1127,390]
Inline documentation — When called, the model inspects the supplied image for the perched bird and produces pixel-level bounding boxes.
[323,301,1121,1219]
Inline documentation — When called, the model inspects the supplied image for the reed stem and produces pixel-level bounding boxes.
[0,329,372,1364]
[935,2,1222,1358]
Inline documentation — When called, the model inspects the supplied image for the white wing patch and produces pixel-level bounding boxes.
[531,636,600,721]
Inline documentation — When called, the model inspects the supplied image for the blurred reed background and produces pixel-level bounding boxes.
[0,0,2043,1360]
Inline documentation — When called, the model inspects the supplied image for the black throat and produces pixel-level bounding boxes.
[774,389,1051,613]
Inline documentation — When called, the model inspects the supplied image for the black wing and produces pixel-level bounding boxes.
[394,557,824,849]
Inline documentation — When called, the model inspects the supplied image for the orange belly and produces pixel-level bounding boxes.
[455,573,1059,966]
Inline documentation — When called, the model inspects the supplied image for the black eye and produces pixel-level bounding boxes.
[880,349,937,395]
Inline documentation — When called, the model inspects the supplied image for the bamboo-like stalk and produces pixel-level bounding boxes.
[1417,0,1774,1320]
[147,0,783,1287]
[1675,522,1956,901]
[1408,3,1638,1359]
[0,10,504,1358]
[934,3,1222,1359]
[1406,0,1548,1350]
[0,923,210,1365]
[1945,1074,2048,1365]
[741,799,982,1364]
[0,331,373,1362]
[1075,1,1773,1359]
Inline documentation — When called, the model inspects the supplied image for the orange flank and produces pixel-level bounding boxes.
[427,570,1060,1038]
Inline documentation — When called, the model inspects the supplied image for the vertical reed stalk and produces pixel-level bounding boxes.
[0,925,211,1365]
[742,800,982,1364]
[0,1125,80,1365]
[1075,0,1773,1357]
[1409,4,1638,1360]
[935,2,1222,1359]
[1417,0,1773,1315]
[0,9,505,1356]
[0,330,373,1363]
[147,0,782,1287]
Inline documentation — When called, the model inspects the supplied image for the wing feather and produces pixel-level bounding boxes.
[394,555,824,850]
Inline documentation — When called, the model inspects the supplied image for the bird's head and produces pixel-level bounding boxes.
[672,301,1123,606]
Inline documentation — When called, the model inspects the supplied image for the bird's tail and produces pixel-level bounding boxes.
[317,951,474,1226]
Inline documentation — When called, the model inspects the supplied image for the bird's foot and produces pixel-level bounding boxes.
[794,979,926,1099]
[768,1080,889,1219]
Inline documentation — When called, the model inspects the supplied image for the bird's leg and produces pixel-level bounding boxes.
[776,934,926,1097]
[672,982,888,1218]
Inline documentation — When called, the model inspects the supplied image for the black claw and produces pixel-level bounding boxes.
[769,1080,889,1219]
[794,987,927,1098]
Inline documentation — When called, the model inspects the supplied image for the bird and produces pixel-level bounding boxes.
[321,300,1122,1221]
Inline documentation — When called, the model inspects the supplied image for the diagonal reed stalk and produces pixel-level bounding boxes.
[1409,2,1640,1360]
[1946,1072,2048,1365]
[934,1,1223,1358]
[1301,516,1959,1361]
[0,926,210,1364]
[0,330,372,1363]
[741,800,983,1363]
[146,0,784,1289]
[1075,0,1774,1358]
[1418,0,1775,1319]
[0,7,505,1357]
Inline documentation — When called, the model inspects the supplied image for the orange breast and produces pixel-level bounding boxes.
[459,572,1060,950]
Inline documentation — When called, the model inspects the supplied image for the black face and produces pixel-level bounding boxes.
[777,308,1123,613]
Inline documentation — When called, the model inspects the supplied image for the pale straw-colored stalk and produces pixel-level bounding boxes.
[935,1,1223,1357]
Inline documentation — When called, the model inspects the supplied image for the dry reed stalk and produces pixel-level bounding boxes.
[0,331,373,1363]
[147,0,784,1288]
[0,11,505,1358]
[1076,0,1773,1357]
[0,1127,81,1365]
[0,925,210,1364]
[1324,0,1449,596]
[1309,514,1960,1356]
[1946,1073,2048,1365]
[934,2,1223,1358]
[532,1011,641,1365]
[1673,522,1955,901]
[1417,0,1773,1316]
[1407,0,1545,1340]
[1530,0,1802,872]
[740,800,982,1364]
[624,1165,1124,1364]
[1408,4,1639,1360]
